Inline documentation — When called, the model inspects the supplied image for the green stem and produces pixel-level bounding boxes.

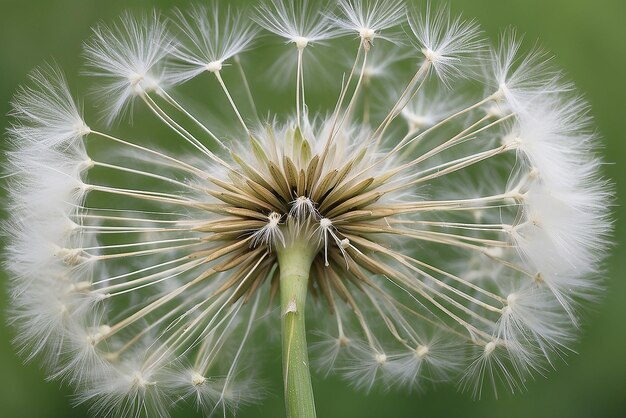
[277,243,317,418]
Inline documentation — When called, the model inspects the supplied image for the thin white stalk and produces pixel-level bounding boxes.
[92,161,203,192]
[331,48,370,141]
[86,184,198,207]
[91,241,207,261]
[104,259,205,296]
[299,48,307,126]
[390,220,509,232]
[159,253,268,360]
[92,254,194,286]
[194,300,246,372]
[390,228,510,247]
[214,70,250,134]
[142,94,234,171]
[80,214,192,224]
[217,293,261,413]
[324,44,364,148]
[73,204,189,218]
[86,183,195,202]
[382,273,494,342]
[345,94,499,189]
[398,114,491,161]
[235,54,259,116]
[388,192,519,210]
[100,267,219,342]
[386,145,512,193]
[383,275,492,341]
[90,130,208,177]
[369,60,432,145]
[401,113,516,171]
[141,95,214,156]
[392,93,498,156]
[83,237,201,252]
[337,95,501,193]
[296,47,304,129]
[79,225,192,234]
[157,90,228,149]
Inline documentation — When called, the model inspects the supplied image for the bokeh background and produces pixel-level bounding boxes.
[1,0,624,417]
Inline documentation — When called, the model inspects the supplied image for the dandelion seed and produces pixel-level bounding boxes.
[254,0,336,47]
[331,0,406,47]
[289,196,317,219]
[170,2,259,85]
[250,212,286,249]
[83,11,173,123]
[5,1,612,417]
[407,3,484,83]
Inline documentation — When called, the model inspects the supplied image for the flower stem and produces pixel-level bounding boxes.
[277,244,317,418]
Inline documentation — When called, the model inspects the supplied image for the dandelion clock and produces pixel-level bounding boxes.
[4,1,612,417]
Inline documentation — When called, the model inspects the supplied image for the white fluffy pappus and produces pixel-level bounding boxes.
[255,0,337,48]
[330,0,406,45]
[8,64,90,149]
[83,11,174,124]
[170,2,259,84]
[407,3,485,83]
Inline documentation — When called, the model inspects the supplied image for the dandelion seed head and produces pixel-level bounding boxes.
[4,0,612,416]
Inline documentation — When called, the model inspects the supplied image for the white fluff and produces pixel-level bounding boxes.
[407,3,484,82]
[76,359,172,418]
[9,64,89,149]
[170,2,258,84]
[255,0,336,46]
[84,11,173,123]
[490,30,569,113]
[331,0,405,44]
[340,341,392,393]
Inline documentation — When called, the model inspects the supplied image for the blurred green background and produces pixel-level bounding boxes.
[1,0,624,417]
